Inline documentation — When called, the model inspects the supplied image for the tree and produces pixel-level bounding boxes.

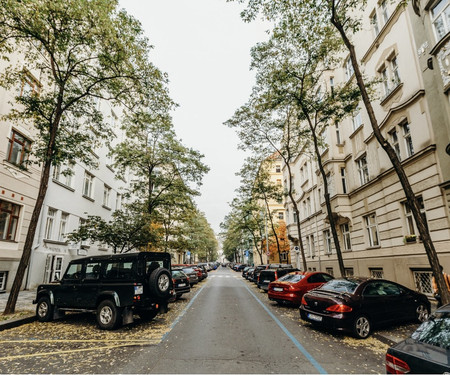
[267,221,290,263]
[67,204,155,254]
[231,0,450,304]
[247,19,360,276]
[0,0,164,314]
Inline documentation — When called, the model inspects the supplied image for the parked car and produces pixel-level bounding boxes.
[268,271,334,305]
[242,266,251,278]
[300,277,430,339]
[194,265,208,280]
[173,266,199,286]
[34,252,173,330]
[252,264,269,283]
[386,303,450,374]
[246,267,255,280]
[257,267,300,291]
[245,267,255,280]
[171,270,191,300]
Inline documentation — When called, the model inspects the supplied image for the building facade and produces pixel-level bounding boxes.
[284,0,450,298]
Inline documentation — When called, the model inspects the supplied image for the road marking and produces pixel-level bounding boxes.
[243,282,327,374]
[0,342,154,361]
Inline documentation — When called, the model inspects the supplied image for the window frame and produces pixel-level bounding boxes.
[83,171,95,199]
[364,213,380,247]
[323,229,332,254]
[7,130,31,168]
[356,155,370,185]
[0,200,21,241]
[431,0,450,41]
[341,223,352,251]
[44,207,57,240]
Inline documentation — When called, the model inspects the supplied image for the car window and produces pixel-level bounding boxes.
[412,312,450,349]
[320,279,359,293]
[278,274,304,283]
[64,263,83,280]
[172,270,184,277]
[322,274,333,282]
[308,274,326,283]
[104,261,134,279]
[85,262,101,280]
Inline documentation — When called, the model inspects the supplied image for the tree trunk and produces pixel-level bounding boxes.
[307,116,346,277]
[330,8,450,304]
[263,192,284,263]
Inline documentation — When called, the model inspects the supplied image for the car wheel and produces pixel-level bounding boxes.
[36,296,54,322]
[415,303,429,323]
[138,310,158,321]
[353,315,371,339]
[148,268,171,298]
[97,300,121,330]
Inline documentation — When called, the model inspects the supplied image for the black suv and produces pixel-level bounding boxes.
[257,265,298,291]
[34,252,173,330]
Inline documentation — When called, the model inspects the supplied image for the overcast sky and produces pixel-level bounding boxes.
[120,0,270,233]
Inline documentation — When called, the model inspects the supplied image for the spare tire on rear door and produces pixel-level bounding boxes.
[148,267,171,298]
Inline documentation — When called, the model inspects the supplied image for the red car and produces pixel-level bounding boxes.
[268,271,334,306]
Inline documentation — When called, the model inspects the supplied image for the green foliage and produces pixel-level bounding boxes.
[67,204,155,254]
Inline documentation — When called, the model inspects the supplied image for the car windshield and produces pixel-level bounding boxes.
[411,312,450,349]
[172,270,184,277]
[278,274,305,283]
[320,279,359,293]
[182,268,195,273]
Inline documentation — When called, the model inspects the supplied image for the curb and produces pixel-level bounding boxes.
[373,332,397,347]
[0,315,36,331]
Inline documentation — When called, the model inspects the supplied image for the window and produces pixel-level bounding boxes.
[391,56,400,85]
[341,167,348,194]
[390,129,401,160]
[371,12,380,36]
[0,271,7,291]
[335,123,341,145]
[83,171,94,199]
[370,268,384,279]
[341,223,352,251]
[278,212,284,220]
[356,156,369,185]
[326,173,334,196]
[345,57,354,81]
[79,218,89,248]
[20,72,40,96]
[380,56,401,98]
[0,200,20,241]
[85,262,102,280]
[276,179,282,186]
[403,197,427,236]
[276,165,281,173]
[44,208,56,240]
[431,0,450,41]
[116,193,122,210]
[325,267,334,277]
[381,66,390,96]
[352,108,362,131]
[320,128,329,153]
[324,229,332,254]
[293,212,298,223]
[53,162,74,188]
[402,121,414,157]
[309,235,316,257]
[280,252,288,261]
[64,263,83,280]
[413,270,433,295]
[58,212,69,242]
[329,76,335,94]
[345,268,354,277]
[380,0,389,24]
[103,185,111,208]
[307,197,311,216]
[7,130,31,168]
[365,213,380,247]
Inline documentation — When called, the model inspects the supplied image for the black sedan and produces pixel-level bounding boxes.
[386,304,450,374]
[300,277,430,339]
[171,270,191,300]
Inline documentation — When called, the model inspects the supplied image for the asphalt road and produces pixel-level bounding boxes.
[0,267,406,373]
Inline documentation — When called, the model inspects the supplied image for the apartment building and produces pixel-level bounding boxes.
[0,56,42,292]
[26,102,129,289]
[284,0,450,297]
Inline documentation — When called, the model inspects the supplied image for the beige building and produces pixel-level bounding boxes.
[0,56,43,292]
[284,0,450,298]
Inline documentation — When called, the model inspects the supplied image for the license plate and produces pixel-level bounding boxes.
[263,280,270,283]
[178,283,186,287]
[308,313,323,322]
[273,287,283,292]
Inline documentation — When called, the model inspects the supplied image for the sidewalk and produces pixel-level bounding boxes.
[0,289,36,330]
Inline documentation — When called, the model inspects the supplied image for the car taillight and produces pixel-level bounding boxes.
[301,296,307,305]
[386,353,410,374]
[326,304,353,313]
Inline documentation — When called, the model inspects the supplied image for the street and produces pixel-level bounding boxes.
[0,267,416,374]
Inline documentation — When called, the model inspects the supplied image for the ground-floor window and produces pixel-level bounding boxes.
[44,255,64,283]
[280,252,288,261]
[369,268,384,279]
[413,269,433,296]
[325,267,334,276]
[0,271,7,291]
[345,267,354,277]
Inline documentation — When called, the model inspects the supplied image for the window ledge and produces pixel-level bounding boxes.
[82,195,95,202]
[43,239,68,246]
[102,204,111,211]
[349,124,364,140]
[380,82,403,106]
[429,31,450,56]
[0,239,18,243]
[3,160,32,176]
[52,179,75,192]
[366,245,381,250]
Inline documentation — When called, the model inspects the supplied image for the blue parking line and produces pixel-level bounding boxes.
[161,280,207,342]
[243,283,327,374]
